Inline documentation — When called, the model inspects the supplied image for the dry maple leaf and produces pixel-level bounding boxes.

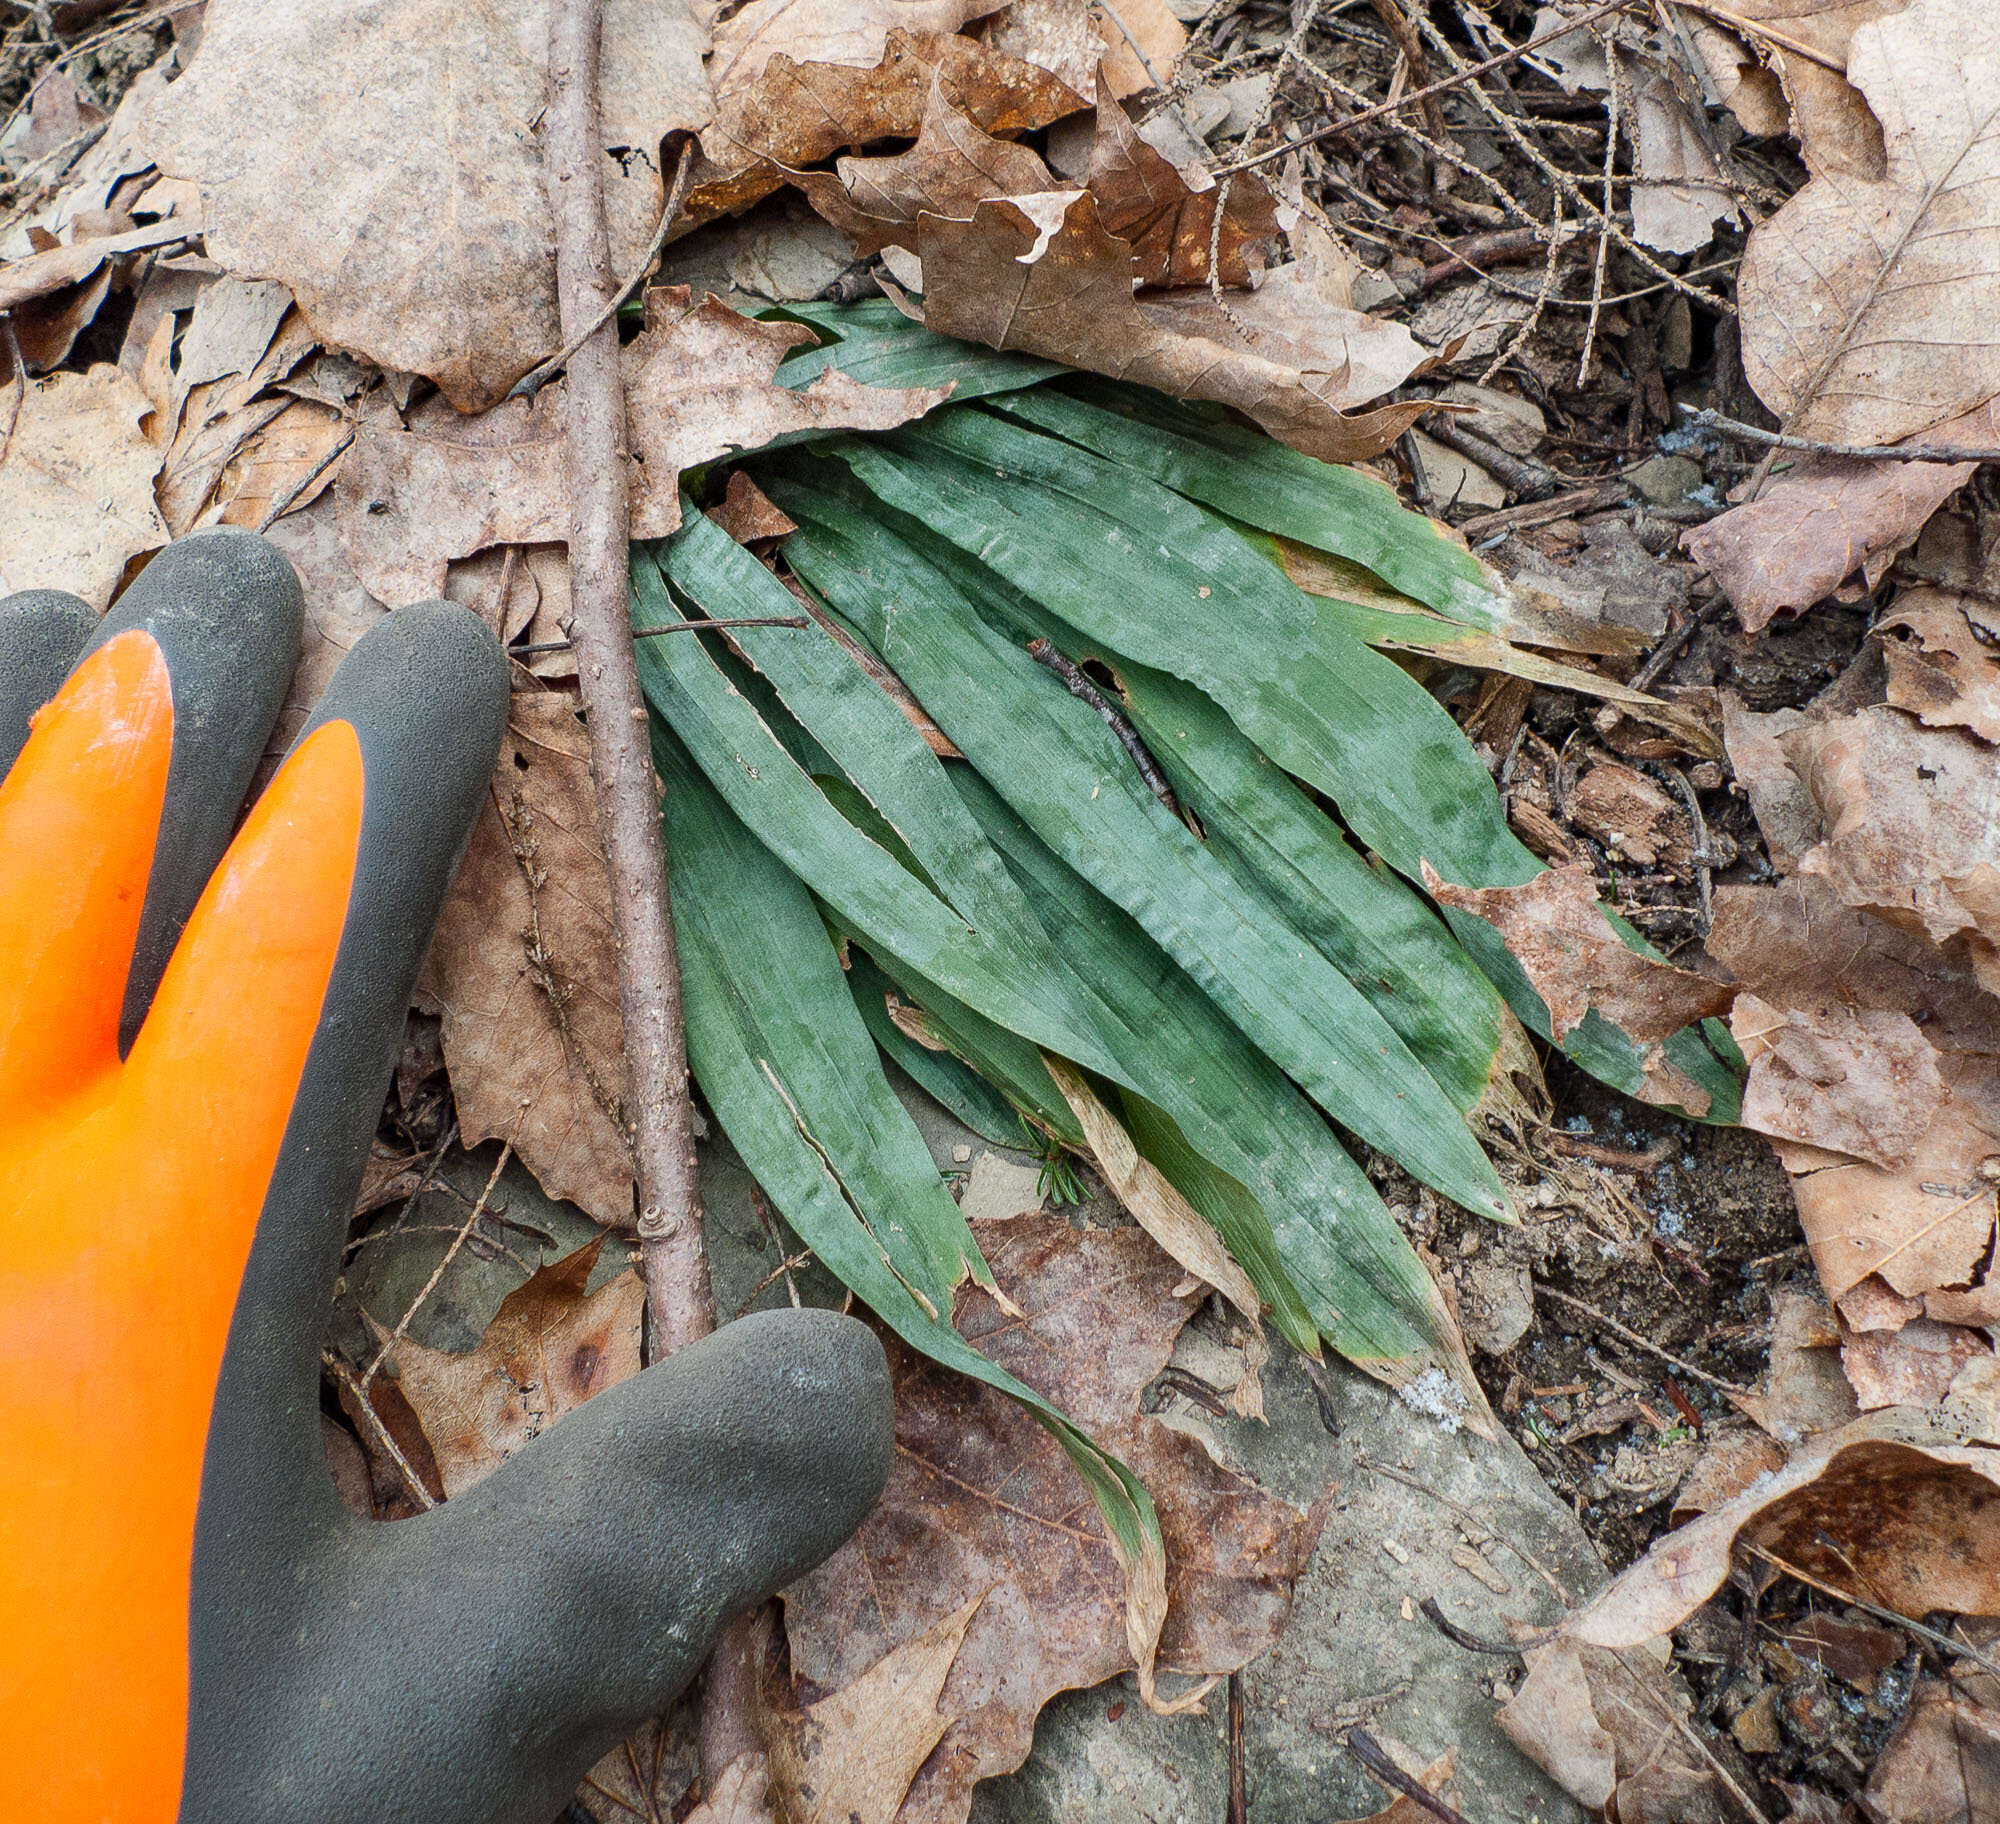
[417,692,634,1229]
[783,1215,1316,1824]
[919,188,1429,463]
[144,0,711,412]
[381,1236,644,1499]
[689,25,1082,226]
[339,290,948,603]
[1422,860,1734,1112]
[0,363,168,607]
[1735,0,2000,446]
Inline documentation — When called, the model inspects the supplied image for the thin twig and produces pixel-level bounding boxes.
[545,0,739,1790]
[1420,1596,1547,1655]
[1345,1730,1472,1824]
[1630,595,1725,692]
[362,1141,513,1392]
[513,614,807,657]
[1645,759,1714,932]
[1026,637,1186,822]
[1226,1672,1247,1824]
[510,136,697,402]
[322,1348,438,1513]
[0,316,24,468]
[1213,0,1635,174]
[1669,0,1847,71]
[1683,406,2000,465]
[255,427,355,532]
[1419,412,1564,501]
[1741,1544,2000,1681]
[1534,1283,1755,1397]
[1577,26,1618,385]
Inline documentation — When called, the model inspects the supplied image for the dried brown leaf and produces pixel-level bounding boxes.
[213,398,350,529]
[1728,1290,1861,1446]
[383,1236,643,1497]
[1880,588,2000,744]
[0,218,186,311]
[1714,0,1905,177]
[417,693,633,1228]
[145,0,711,412]
[1570,762,1694,868]
[1732,991,1943,1170]
[1736,0,2000,446]
[691,27,1082,226]
[784,1215,1314,1824]
[772,1597,978,1824]
[1865,1678,2000,1824]
[340,291,946,603]
[1685,400,1997,631]
[708,469,799,545]
[1787,705,2000,982]
[259,490,389,762]
[1841,1315,1990,1409]
[981,0,1184,98]
[1571,1420,2000,1652]
[709,0,999,95]
[919,189,1429,462]
[0,363,168,607]
[1330,1749,1458,1824]
[1422,860,1733,1105]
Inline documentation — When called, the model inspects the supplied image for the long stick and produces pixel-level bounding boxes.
[544,3,762,1803]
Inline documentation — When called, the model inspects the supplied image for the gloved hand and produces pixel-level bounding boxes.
[0,530,892,1824]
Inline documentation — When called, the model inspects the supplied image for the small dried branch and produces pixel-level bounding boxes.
[1535,1283,1755,1397]
[1683,406,2000,465]
[1345,1729,1473,1824]
[1213,0,1636,175]
[513,615,807,658]
[1026,637,1186,822]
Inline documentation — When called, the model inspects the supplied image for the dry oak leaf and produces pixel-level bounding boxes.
[1684,399,1997,631]
[144,0,711,413]
[380,1236,643,1499]
[0,363,168,608]
[339,291,948,603]
[708,0,999,95]
[689,25,1081,227]
[1786,704,2000,988]
[1735,0,2000,447]
[918,189,1430,463]
[1422,860,1734,1109]
[783,1215,1315,1824]
[417,692,634,1229]
[1880,587,2000,744]
[1567,1417,2000,1651]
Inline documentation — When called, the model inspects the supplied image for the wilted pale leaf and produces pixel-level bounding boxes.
[145,0,711,412]
[0,364,168,608]
[1737,0,2000,444]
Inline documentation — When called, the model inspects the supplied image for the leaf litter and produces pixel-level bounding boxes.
[8,0,2000,1817]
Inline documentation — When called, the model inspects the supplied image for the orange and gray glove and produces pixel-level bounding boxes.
[0,529,891,1824]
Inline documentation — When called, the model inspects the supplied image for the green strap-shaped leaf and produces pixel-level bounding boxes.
[844,949,1027,1148]
[769,474,1511,1223]
[773,297,1063,400]
[651,718,1166,1655]
[992,383,1507,629]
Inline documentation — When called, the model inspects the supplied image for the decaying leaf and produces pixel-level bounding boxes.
[0,363,169,607]
[417,692,633,1228]
[145,0,712,412]
[1331,1747,1459,1824]
[1422,861,1733,1109]
[919,189,1429,463]
[689,27,1083,227]
[1727,1290,1861,1447]
[260,490,390,760]
[1841,1315,1989,1409]
[1880,588,2000,743]
[340,290,947,602]
[1787,705,2000,988]
[771,1597,980,1824]
[1498,1638,1731,1823]
[1685,400,1996,630]
[980,0,1184,99]
[708,0,999,97]
[1731,992,1944,1171]
[784,1215,1315,1824]
[379,1236,643,1499]
[1735,0,2000,447]
[1865,1677,2000,1823]
[1579,1415,2000,1643]
[1700,0,1904,178]
[0,218,187,312]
